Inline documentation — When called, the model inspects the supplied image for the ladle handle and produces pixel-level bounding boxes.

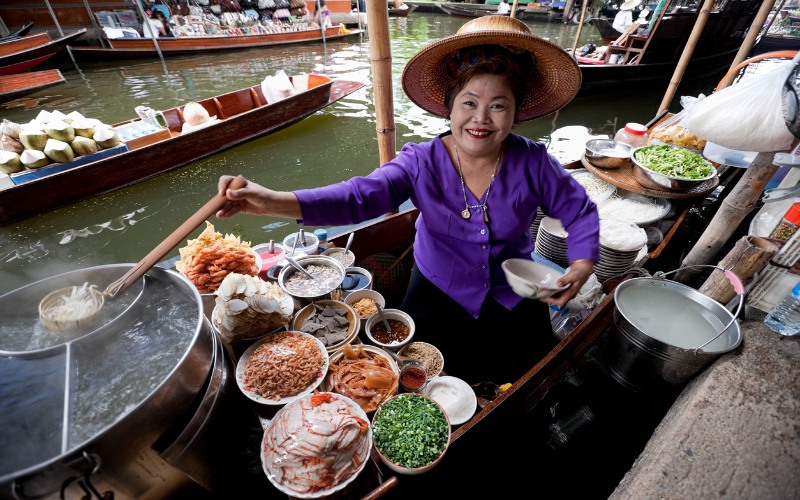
[105,175,248,297]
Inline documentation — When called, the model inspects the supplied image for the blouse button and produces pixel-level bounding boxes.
[480,264,487,269]
[481,244,488,249]
[480,229,486,235]
[483,282,488,288]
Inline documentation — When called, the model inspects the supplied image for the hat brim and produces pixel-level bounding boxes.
[620,0,642,10]
[402,26,582,122]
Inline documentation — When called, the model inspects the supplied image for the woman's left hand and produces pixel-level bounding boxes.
[540,259,594,308]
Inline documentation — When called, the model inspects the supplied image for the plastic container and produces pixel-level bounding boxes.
[314,228,328,253]
[614,123,648,148]
[764,281,800,336]
[768,202,800,241]
[282,230,319,257]
[252,242,285,280]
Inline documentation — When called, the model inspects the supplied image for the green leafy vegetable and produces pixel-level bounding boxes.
[634,144,714,180]
[373,394,449,469]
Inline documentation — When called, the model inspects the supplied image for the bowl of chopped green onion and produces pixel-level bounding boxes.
[631,144,717,191]
[372,393,451,475]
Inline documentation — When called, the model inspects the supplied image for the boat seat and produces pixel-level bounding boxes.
[161,108,184,134]
[214,88,262,119]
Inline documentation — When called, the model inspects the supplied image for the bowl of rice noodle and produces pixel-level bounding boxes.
[323,343,399,414]
[596,190,671,228]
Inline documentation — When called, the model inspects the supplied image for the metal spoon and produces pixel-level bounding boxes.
[343,232,354,256]
[284,255,315,281]
[375,302,392,333]
[381,347,420,367]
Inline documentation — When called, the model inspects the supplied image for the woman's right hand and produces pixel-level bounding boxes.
[216,175,302,219]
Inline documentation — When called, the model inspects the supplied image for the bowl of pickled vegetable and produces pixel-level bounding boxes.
[631,144,717,192]
[372,393,450,475]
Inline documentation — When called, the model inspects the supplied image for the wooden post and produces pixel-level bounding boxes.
[698,236,778,304]
[657,0,714,114]
[510,0,519,19]
[676,151,783,282]
[366,0,396,165]
[569,0,590,58]
[718,0,777,90]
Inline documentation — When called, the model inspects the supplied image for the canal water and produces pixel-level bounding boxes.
[0,13,719,295]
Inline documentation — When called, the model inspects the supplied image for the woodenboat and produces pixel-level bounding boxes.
[590,16,622,43]
[0,29,86,75]
[750,32,800,56]
[67,25,364,59]
[0,68,65,103]
[576,0,761,95]
[388,4,418,17]
[0,75,365,226]
[436,2,525,19]
[0,22,34,43]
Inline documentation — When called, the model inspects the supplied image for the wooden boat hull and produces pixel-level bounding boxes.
[751,33,800,55]
[436,3,525,19]
[0,29,85,75]
[0,68,64,103]
[68,26,363,58]
[388,4,417,16]
[0,22,35,43]
[0,77,365,226]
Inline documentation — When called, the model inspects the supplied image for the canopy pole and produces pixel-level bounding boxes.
[569,0,590,59]
[366,0,396,165]
[718,0,777,91]
[656,0,714,114]
[510,0,519,18]
[134,1,168,74]
[317,0,327,52]
[43,0,64,36]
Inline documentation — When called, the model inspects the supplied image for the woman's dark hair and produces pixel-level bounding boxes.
[443,45,534,122]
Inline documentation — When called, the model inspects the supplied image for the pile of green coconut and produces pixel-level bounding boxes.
[0,109,122,175]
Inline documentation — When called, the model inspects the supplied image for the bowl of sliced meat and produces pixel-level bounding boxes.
[290,299,359,354]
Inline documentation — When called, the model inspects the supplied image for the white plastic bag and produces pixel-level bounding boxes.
[261,70,296,104]
[682,62,796,152]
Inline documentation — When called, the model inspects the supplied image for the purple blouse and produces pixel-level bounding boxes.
[295,133,600,318]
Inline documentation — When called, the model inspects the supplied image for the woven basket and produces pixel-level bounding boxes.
[38,286,105,333]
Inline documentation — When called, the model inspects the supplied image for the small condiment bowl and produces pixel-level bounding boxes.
[399,341,444,380]
[399,363,429,392]
[343,289,385,332]
[340,266,372,299]
[585,139,633,169]
[365,308,415,351]
[322,247,356,267]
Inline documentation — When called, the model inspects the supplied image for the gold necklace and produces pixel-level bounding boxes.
[454,141,501,223]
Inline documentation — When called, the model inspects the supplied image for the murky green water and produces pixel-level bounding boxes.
[0,14,719,295]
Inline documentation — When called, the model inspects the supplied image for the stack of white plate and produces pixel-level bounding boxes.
[530,208,545,242]
[535,217,647,282]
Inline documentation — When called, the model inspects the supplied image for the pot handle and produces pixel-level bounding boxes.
[655,264,744,353]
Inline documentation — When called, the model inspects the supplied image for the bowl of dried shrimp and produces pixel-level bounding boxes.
[323,343,399,414]
[290,299,359,354]
[261,392,372,498]
[236,330,329,405]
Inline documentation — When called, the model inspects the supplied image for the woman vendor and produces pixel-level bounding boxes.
[216,16,600,386]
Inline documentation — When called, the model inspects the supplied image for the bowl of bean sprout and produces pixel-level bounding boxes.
[631,144,717,191]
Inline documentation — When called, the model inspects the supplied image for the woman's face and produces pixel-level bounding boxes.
[449,73,515,159]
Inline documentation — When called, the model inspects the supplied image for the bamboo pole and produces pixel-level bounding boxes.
[676,151,784,282]
[718,0,777,90]
[698,236,778,304]
[657,0,714,114]
[764,0,789,38]
[366,0,396,165]
[510,0,519,19]
[569,0,590,58]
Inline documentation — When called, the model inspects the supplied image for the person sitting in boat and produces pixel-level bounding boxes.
[497,0,511,15]
[215,16,599,386]
[612,0,641,33]
[392,0,409,10]
[311,1,332,28]
[145,9,173,37]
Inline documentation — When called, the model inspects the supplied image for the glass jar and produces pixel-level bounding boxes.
[614,122,648,148]
[769,202,800,241]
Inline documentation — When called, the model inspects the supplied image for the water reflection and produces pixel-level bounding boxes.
[0,13,722,295]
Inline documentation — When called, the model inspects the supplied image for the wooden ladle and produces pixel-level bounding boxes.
[39,175,247,332]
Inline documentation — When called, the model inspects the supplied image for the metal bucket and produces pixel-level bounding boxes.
[605,271,743,392]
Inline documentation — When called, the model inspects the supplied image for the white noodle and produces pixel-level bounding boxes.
[47,282,102,322]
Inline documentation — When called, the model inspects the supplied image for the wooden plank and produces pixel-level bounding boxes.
[0,68,65,102]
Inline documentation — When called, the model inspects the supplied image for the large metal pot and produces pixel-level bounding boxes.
[605,276,743,392]
[0,264,217,499]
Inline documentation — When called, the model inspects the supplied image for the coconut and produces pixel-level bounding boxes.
[64,111,85,124]
[35,110,53,124]
[44,138,75,163]
[45,120,76,142]
[71,136,98,156]
[71,118,96,138]
[50,110,68,122]
[19,128,48,150]
[0,150,22,174]
[1,119,23,139]
[183,102,210,126]
[93,127,120,148]
[20,149,49,169]
[26,119,46,132]
[0,134,24,153]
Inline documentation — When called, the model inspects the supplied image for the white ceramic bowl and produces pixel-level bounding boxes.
[371,393,450,475]
[365,308,415,351]
[343,289,386,332]
[502,258,569,300]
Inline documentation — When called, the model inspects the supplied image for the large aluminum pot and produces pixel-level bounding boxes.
[0,264,214,499]
[605,276,742,392]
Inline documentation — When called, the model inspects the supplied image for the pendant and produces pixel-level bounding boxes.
[484,210,489,223]
[461,208,471,219]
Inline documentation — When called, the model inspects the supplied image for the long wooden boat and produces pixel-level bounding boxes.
[0,68,65,103]
[590,16,622,43]
[437,3,525,19]
[750,32,800,55]
[0,22,34,43]
[388,4,418,17]
[576,0,761,95]
[0,75,365,226]
[0,29,85,75]
[67,25,364,59]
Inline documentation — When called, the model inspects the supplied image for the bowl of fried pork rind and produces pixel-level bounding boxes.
[261,392,371,498]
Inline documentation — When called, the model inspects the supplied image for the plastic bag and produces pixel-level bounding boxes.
[261,70,296,104]
[682,62,797,152]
